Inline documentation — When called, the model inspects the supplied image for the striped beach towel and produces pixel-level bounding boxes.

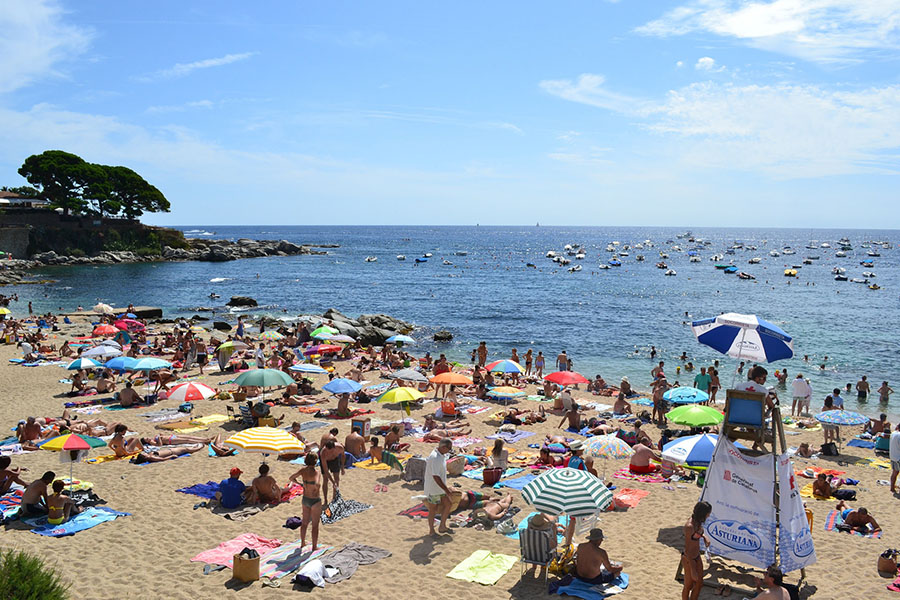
[258,542,332,579]
[824,510,882,538]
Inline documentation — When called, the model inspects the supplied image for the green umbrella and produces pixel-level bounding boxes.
[666,405,724,427]
[311,326,338,338]
[233,368,294,388]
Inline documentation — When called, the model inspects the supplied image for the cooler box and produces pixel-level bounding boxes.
[351,417,371,437]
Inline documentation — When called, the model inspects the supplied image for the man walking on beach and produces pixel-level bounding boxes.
[424,438,453,535]
[890,423,900,494]
[693,367,710,396]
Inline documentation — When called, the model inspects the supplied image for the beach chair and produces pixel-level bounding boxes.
[226,405,241,423]
[238,405,256,429]
[519,527,557,588]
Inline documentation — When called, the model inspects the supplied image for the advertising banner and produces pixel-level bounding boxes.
[777,453,817,572]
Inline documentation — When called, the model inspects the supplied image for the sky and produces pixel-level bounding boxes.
[1,1,900,227]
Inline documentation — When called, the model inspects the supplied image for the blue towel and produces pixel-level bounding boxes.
[486,430,537,443]
[176,481,221,499]
[207,445,238,457]
[555,574,630,599]
[25,506,130,537]
[505,511,569,542]
[497,473,538,491]
[847,439,875,449]
[460,467,523,481]
[295,420,330,432]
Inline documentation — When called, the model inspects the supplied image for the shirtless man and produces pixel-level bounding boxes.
[558,405,583,431]
[751,566,791,600]
[629,443,661,474]
[813,473,843,498]
[246,463,282,504]
[344,426,367,458]
[384,425,410,452]
[836,501,881,534]
[652,378,669,426]
[632,421,653,447]
[118,382,141,407]
[95,371,116,394]
[16,417,48,449]
[575,529,623,585]
[613,392,631,415]
[20,471,55,517]
[477,341,487,367]
[108,424,143,458]
[320,427,339,450]
[319,439,345,505]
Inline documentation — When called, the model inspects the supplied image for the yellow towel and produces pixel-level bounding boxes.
[190,415,229,426]
[799,482,832,500]
[61,478,94,491]
[867,457,892,469]
[357,453,411,471]
[173,426,208,434]
[86,453,129,464]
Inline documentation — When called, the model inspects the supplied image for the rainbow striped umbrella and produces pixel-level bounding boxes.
[485,360,525,374]
[167,382,217,402]
[224,426,304,460]
[39,433,105,481]
[583,434,635,460]
[486,386,525,399]
[522,468,613,517]
[258,331,285,341]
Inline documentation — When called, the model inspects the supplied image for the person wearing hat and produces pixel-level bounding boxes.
[216,467,246,509]
[575,528,622,585]
[620,376,633,397]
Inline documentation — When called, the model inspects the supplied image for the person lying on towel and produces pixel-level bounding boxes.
[835,501,881,534]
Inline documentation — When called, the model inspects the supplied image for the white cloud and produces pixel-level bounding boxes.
[695,56,725,71]
[539,74,651,113]
[637,0,900,63]
[676,60,685,68]
[138,52,257,82]
[541,73,900,177]
[146,100,215,114]
[0,0,92,94]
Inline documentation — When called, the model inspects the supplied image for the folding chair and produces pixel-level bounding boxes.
[238,404,256,428]
[519,527,557,589]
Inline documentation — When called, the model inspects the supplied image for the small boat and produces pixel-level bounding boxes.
[821,242,831,248]
[806,255,820,260]
[863,271,876,278]
[769,250,781,257]
[664,269,677,276]
[748,257,761,264]
[802,259,813,265]
[568,265,582,272]
[832,267,846,274]
[559,258,571,265]
[455,251,468,256]
[365,256,378,262]
[784,269,797,277]
[834,274,848,281]
[209,293,220,299]
[710,254,723,261]
[714,263,730,270]
[738,272,755,280]
[546,251,557,258]
[656,262,668,269]
[659,252,670,259]
[861,260,875,267]
[689,256,701,262]
[868,251,881,257]
[782,248,795,255]
[635,255,645,262]
[575,253,586,260]
[415,257,428,263]
[835,251,847,257]
[851,278,869,284]
[724,266,738,274]
[617,251,628,257]
[423,253,433,258]
[869,284,881,290]
[526,263,536,268]
[597,264,610,270]
[396,255,406,261]
[608,259,622,267]
[442,260,452,265]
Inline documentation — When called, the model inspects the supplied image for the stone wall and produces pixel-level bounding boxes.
[0,226,30,259]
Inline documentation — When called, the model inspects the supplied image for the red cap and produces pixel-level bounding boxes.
[230,467,242,477]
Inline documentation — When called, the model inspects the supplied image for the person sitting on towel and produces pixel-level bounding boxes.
[245,463,282,504]
[20,471,55,517]
[575,528,623,585]
[117,382,141,407]
[835,501,881,534]
[215,467,246,509]
[628,443,661,474]
[47,479,79,525]
[813,473,845,498]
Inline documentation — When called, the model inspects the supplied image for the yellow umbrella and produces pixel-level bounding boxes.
[224,426,304,462]
[0,307,10,316]
[376,387,425,403]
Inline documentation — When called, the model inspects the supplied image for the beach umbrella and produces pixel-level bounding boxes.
[93,303,115,315]
[486,386,525,399]
[485,359,525,374]
[544,371,590,386]
[224,426,304,462]
[391,368,429,383]
[583,435,635,460]
[815,409,868,452]
[167,382,217,402]
[92,324,119,337]
[104,356,138,372]
[329,334,356,343]
[385,334,416,344]
[117,312,138,319]
[311,326,339,338]
[288,363,328,375]
[322,378,362,395]
[303,344,342,356]
[377,387,425,404]
[66,358,103,370]
[233,368,294,388]
[666,405,724,427]
[312,332,333,340]
[114,319,144,332]
[522,468,614,517]
[99,340,122,349]
[662,434,721,467]
[130,357,172,371]
[81,345,122,359]
[429,372,473,385]
[663,387,709,405]
[189,326,207,335]
[0,307,11,316]
[691,312,793,364]
[38,433,105,482]
[216,340,249,353]
[258,331,284,341]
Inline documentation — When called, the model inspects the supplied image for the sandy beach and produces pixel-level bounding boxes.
[0,317,896,600]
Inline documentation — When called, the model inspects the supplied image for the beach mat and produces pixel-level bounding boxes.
[398,503,429,519]
[497,473,539,490]
[446,550,518,585]
[486,430,536,444]
[824,510,882,538]
[612,488,650,509]
[258,542,333,580]
[207,444,238,457]
[191,533,282,567]
[25,506,130,537]
[190,414,229,426]
[295,420,330,432]
[0,489,24,520]
[461,467,523,482]
[613,467,666,483]
[847,438,876,449]
[177,481,220,500]
[321,492,372,525]
[356,453,410,471]
[554,573,630,598]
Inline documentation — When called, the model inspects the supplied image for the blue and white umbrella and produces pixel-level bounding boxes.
[322,378,362,394]
[663,387,709,405]
[662,434,721,467]
[65,358,103,370]
[814,410,868,427]
[288,363,328,375]
[691,312,793,363]
[385,334,416,344]
[105,356,138,372]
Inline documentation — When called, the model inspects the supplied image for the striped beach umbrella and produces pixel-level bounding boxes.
[583,435,635,460]
[224,426,304,459]
[167,382,217,402]
[662,434,721,467]
[691,312,793,363]
[311,326,339,338]
[486,386,526,399]
[258,331,285,341]
[485,360,525,374]
[66,358,103,370]
[39,433,105,482]
[544,371,590,386]
[288,363,328,375]
[522,468,613,517]
[663,387,709,405]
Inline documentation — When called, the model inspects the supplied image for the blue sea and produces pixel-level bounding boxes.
[9,225,900,417]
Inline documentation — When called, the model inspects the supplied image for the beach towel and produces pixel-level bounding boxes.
[799,482,833,500]
[497,473,539,491]
[555,574,630,599]
[613,467,666,483]
[0,443,28,456]
[296,406,321,414]
[86,453,133,464]
[795,466,846,478]
[847,439,876,449]
[461,467,524,482]
[321,492,372,525]
[446,550,518,585]
[486,430,536,444]
[612,488,649,509]
[0,489,24,520]
[357,453,410,471]
[258,542,333,580]
[824,509,882,538]
[173,426,208,434]
[176,481,220,500]
[207,445,238,457]
[866,457,892,469]
[317,542,390,584]
[323,409,374,419]
[191,533,283,567]
[398,503,430,519]
[464,406,491,415]
[25,506,130,537]
[190,415,229,426]
[296,420,330,432]
[452,436,482,447]
[505,511,569,542]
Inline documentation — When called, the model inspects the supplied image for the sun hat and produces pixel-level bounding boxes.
[588,528,605,541]
[569,440,584,452]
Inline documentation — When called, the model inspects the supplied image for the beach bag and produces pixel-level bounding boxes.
[446,456,466,476]
[178,402,193,413]
[821,442,839,456]
[834,489,856,501]
[549,544,576,577]
[495,517,517,535]
[232,548,260,582]
[878,549,899,575]
[483,467,503,487]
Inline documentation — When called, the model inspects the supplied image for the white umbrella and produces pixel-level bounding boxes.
[81,345,122,359]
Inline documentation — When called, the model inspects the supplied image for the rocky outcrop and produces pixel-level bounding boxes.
[433,330,453,341]
[212,321,232,332]
[226,296,258,307]
[294,310,414,346]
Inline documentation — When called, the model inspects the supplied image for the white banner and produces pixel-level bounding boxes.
[777,453,817,572]
[701,437,777,569]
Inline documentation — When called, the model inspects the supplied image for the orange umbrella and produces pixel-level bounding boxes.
[92,324,120,337]
[429,372,473,385]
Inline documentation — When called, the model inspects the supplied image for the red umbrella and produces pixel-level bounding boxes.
[544,371,590,386]
[303,344,343,356]
[92,324,120,337]
[114,318,145,332]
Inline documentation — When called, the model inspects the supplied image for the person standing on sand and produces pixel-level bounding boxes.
[535,352,545,378]
[477,342,487,367]
[890,423,900,493]
[424,438,453,535]
[791,373,810,417]
[682,501,712,600]
[524,349,533,376]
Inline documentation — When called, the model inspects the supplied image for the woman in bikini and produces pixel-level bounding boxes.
[289,452,322,551]
[130,443,205,464]
[682,501,712,600]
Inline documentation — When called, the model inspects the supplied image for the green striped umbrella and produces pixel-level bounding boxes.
[521,468,613,517]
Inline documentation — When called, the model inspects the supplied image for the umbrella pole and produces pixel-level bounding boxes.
[729,329,747,390]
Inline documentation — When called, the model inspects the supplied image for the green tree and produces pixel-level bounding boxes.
[0,185,40,198]
[17,150,89,215]
[104,165,170,219]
